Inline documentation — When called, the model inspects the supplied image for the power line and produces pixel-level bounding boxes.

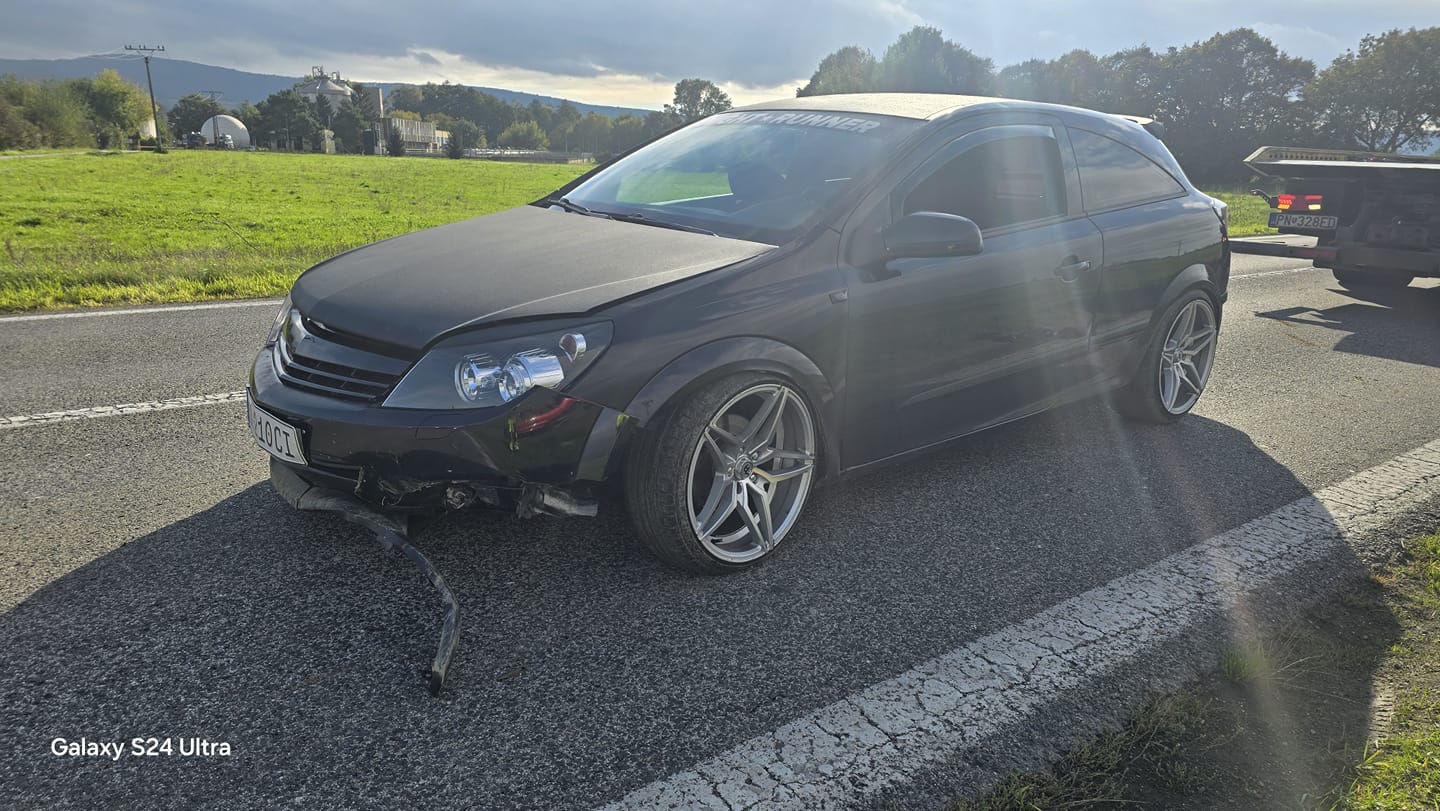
[124,44,165,147]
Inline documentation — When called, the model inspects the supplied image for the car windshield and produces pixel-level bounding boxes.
[558,110,922,245]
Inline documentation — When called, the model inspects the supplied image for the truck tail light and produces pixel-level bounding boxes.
[1276,193,1323,211]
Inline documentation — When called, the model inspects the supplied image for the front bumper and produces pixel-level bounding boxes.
[250,347,634,512]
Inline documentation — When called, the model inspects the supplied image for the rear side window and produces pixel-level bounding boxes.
[1070,129,1184,212]
[903,133,1067,231]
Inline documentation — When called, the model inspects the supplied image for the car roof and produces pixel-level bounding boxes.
[730,92,1062,121]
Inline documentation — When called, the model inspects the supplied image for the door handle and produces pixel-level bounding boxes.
[1054,259,1093,282]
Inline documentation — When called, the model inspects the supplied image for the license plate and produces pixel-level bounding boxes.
[1269,212,1338,230]
[247,389,306,465]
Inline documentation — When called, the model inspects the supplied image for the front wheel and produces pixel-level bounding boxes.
[624,375,819,574]
[1115,290,1219,424]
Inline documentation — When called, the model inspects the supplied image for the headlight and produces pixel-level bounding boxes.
[265,294,292,344]
[382,322,613,409]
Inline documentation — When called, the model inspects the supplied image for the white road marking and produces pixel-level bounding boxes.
[1231,265,1324,281]
[601,439,1440,810]
[0,391,246,430]
[0,299,281,323]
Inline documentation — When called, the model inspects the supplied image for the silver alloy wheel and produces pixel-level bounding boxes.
[685,383,817,564]
[1157,297,1217,415]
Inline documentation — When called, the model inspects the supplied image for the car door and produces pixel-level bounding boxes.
[842,119,1105,466]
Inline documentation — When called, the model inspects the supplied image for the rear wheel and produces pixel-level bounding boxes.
[1115,290,1219,424]
[624,375,818,574]
[1333,268,1413,290]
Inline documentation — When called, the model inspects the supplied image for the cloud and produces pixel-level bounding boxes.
[6,1,1440,107]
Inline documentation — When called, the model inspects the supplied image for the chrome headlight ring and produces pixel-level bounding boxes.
[383,322,613,410]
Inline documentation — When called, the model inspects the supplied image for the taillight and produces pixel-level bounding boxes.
[1276,193,1323,211]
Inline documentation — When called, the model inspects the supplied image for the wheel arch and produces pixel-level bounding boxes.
[622,337,842,478]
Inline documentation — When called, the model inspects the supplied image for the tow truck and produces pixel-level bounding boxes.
[1230,145,1440,289]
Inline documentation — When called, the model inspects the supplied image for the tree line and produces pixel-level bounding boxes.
[798,25,1440,183]
[8,24,1434,183]
[0,69,156,150]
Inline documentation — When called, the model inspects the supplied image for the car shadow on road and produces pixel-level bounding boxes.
[0,403,1404,809]
[1255,282,1440,368]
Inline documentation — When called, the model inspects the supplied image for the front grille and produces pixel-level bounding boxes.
[274,311,414,402]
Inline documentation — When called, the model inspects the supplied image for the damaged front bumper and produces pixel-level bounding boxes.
[250,347,635,516]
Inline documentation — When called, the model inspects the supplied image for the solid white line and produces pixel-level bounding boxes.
[0,299,281,323]
[0,391,246,430]
[600,439,1440,810]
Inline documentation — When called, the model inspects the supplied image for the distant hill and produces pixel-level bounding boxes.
[0,55,655,118]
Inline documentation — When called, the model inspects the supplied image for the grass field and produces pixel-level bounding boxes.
[1206,187,1277,239]
[0,150,1276,312]
[0,151,588,310]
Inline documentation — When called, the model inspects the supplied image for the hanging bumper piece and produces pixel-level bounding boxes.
[269,460,461,697]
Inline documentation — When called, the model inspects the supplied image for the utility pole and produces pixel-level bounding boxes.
[202,90,223,147]
[124,44,165,148]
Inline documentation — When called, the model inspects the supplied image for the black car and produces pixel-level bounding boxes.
[249,93,1229,574]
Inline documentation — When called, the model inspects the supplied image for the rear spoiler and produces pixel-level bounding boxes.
[1113,115,1166,141]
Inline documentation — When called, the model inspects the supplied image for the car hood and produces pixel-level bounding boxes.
[290,205,774,350]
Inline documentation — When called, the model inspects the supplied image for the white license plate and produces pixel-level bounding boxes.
[247,390,306,465]
[1270,213,1338,230]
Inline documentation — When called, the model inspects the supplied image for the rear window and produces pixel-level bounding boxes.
[1071,129,1184,212]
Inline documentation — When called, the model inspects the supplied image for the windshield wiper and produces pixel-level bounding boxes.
[544,196,609,218]
[602,211,718,237]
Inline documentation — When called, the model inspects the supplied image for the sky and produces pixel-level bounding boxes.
[7,1,1440,109]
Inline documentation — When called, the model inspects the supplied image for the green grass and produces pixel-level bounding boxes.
[0,150,588,311]
[1344,531,1440,810]
[950,528,1440,811]
[1204,187,1277,238]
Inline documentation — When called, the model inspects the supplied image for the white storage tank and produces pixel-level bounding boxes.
[199,114,251,149]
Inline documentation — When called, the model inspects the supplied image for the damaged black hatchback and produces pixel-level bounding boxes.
[249,92,1229,574]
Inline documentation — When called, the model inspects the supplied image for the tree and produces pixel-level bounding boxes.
[797,46,879,96]
[879,26,994,94]
[347,82,377,121]
[70,69,148,148]
[1306,27,1440,152]
[445,118,481,158]
[386,84,424,113]
[1156,29,1315,182]
[167,92,224,137]
[998,50,1106,108]
[312,94,333,128]
[569,112,612,154]
[607,114,646,156]
[497,119,548,149]
[257,89,320,151]
[0,76,90,149]
[665,78,731,122]
[384,124,406,156]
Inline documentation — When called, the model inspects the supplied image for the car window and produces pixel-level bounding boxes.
[903,133,1068,231]
[564,111,922,245]
[1070,128,1185,212]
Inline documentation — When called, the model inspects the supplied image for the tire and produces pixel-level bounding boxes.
[1114,289,1219,424]
[624,374,819,574]
[1333,268,1413,290]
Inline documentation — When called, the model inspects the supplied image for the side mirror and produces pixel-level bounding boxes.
[882,212,984,259]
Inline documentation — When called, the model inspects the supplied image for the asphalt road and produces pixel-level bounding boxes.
[2,254,1439,809]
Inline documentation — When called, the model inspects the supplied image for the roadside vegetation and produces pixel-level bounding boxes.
[0,151,586,310]
[953,530,1440,810]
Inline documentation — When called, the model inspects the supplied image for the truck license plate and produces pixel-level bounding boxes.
[247,389,306,465]
[1270,213,1338,230]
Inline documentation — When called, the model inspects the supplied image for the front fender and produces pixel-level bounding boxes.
[623,337,842,478]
